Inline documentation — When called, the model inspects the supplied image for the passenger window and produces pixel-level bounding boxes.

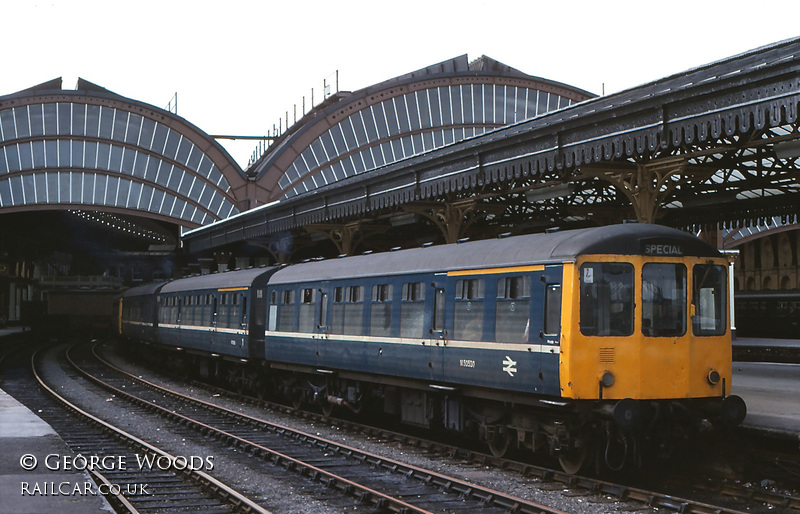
[299,288,316,332]
[401,282,425,338]
[370,284,393,336]
[347,286,359,302]
[373,284,392,302]
[579,263,634,337]
[457,279,483,300]
[496,276,530,343]
[278,290,295,331]
[642,263,686,337]
[454,279,484,341]
[402,282,425,302]
[333,285,363,335]
[501,276,526,299]
[331,286,344,334]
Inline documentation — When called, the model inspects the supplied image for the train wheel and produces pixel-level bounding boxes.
[290,390,303,410]
[321,401,335,418]
[488,427,512,458]
[558,446,589,475]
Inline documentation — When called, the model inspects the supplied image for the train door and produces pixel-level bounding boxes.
[539,266,563,395]
[315,283,331,367]
[428,278,447,381]
[249,287,268,359]
[240,294,248,331]
[174,296,182,346]
[211,296,218,330]
[210,293,219,349]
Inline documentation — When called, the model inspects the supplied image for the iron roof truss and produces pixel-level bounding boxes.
[184,38,800,253]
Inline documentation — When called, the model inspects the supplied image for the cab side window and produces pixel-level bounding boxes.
[692,264,727,336]
[544,284,561,336]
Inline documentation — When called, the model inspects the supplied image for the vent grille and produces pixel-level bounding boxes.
[599,347,616,364]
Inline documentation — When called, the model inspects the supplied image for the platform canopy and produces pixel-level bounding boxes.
[183,38,800,258]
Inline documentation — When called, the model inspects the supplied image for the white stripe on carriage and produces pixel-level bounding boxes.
[264,331,560,354]
[156,323,247,336]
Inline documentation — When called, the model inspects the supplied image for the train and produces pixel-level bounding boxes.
[734,289,800,338]
[119,223,746,473]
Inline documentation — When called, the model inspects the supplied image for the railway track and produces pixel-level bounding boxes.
[104,340,800,513]
[8,336,794,513]
[67,342,568,513]
[0,344,267,513]
[89,340,794,512]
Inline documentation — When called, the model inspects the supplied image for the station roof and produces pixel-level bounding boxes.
[243,54,595,204]
[183,37,800,255]
[0,78,245,230]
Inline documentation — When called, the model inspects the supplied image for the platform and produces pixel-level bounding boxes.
[733,336,800,364]
[0,331,110,513]
[0,326,26,338]
[732,360,800,436]
[733,337,800,348]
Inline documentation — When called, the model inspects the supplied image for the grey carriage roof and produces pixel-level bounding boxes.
[159,267,275,294]
[121,281,169,298]
[269,224,719,285]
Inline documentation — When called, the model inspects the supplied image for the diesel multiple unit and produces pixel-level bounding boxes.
[120,224,746,473]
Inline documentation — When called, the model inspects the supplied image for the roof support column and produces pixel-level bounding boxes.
[250,237,293,264]
[306,222,384,256]
[579,157,714,224]
[213,251,233,272]
[403,199,485,244]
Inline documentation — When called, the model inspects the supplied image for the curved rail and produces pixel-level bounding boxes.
[72,343,567,514]
[94,341,796,514]
[31,348,269,514]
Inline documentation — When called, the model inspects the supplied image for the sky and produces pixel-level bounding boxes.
[4,0,800,169]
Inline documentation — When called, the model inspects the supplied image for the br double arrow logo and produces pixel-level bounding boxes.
[502,356,517,377]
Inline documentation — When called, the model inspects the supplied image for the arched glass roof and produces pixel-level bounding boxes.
[0,79,243,227]
[279,83,576,197]
[252,55,595,203]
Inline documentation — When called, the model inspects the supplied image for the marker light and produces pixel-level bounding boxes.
[600,371,615,388]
